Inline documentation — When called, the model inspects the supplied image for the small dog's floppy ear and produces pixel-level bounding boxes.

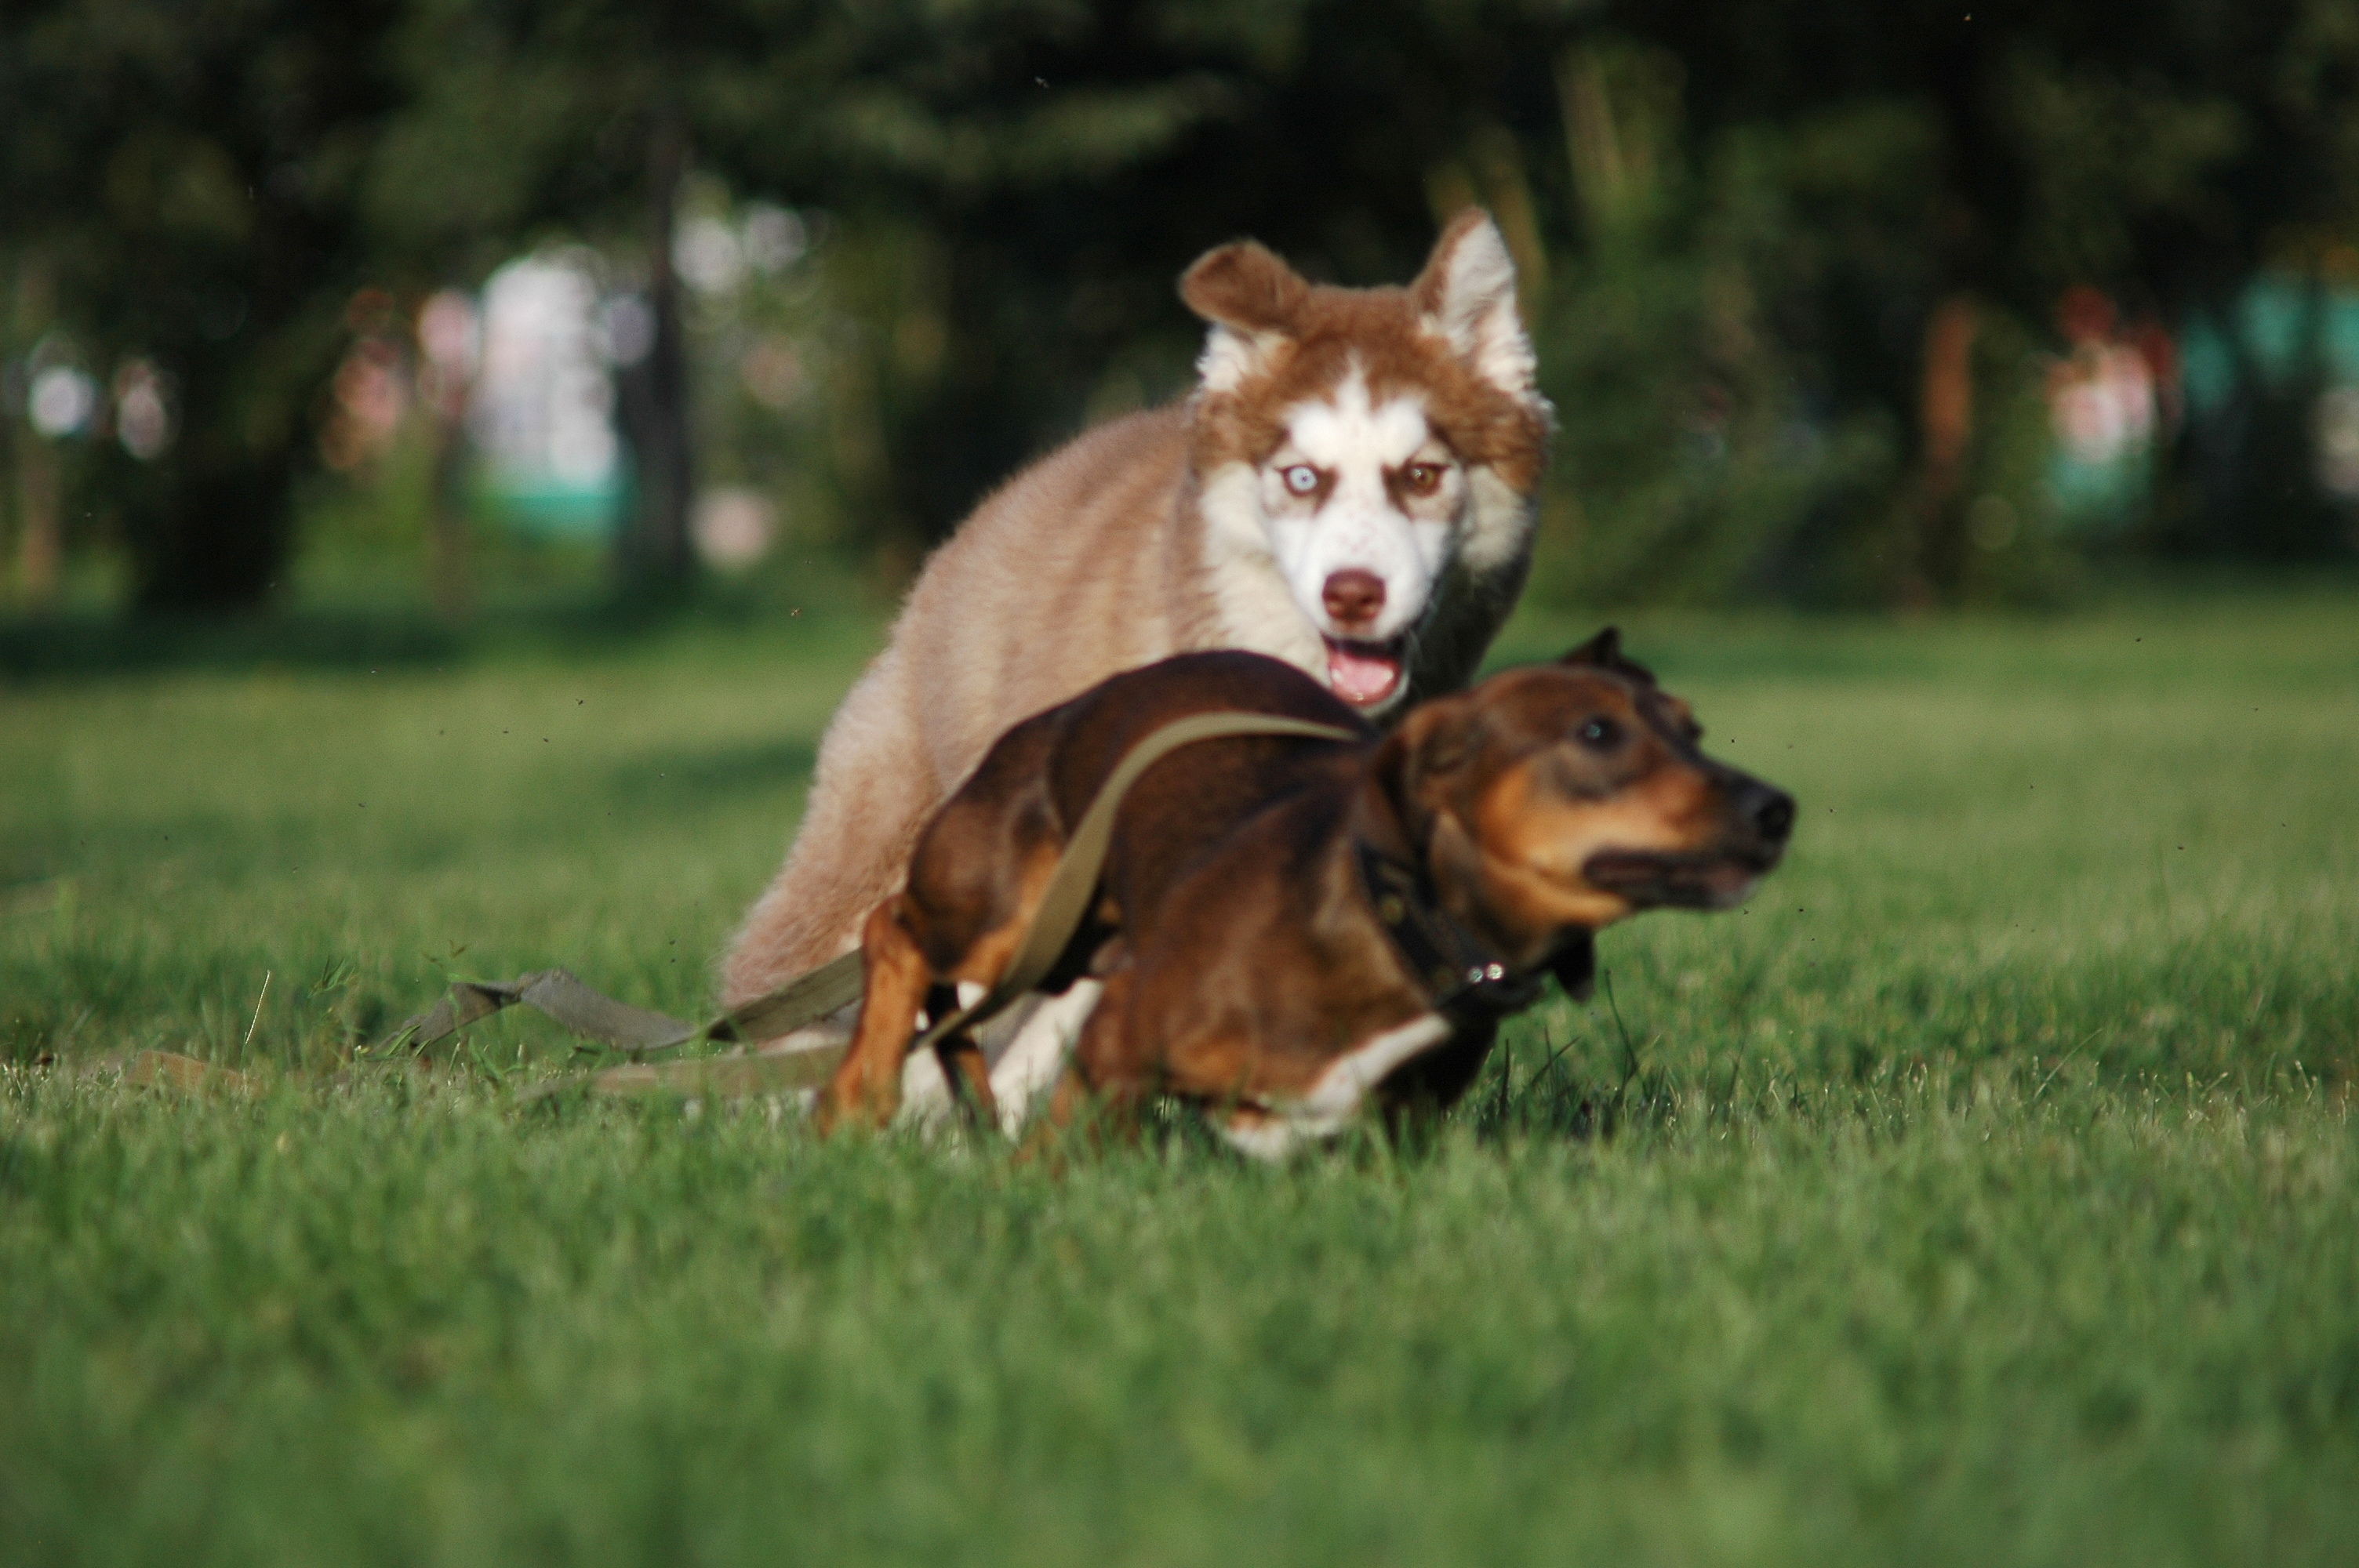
[1561,626,1656,686]
[1182,241,1309,392]
[1412,209,1537,397]
[1548,930,1596,1001]
[1372,693,1475,848]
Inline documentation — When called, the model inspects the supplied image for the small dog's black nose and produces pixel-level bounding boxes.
[1747,785,1796,843]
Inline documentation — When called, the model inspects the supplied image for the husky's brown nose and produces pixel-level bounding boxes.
[1322,569,1386,630]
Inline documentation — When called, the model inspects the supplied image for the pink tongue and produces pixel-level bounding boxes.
[1325,640,1402,706]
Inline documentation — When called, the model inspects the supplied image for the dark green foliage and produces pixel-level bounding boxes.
[7,0,2359,612]
[1611,0,2359,578]
[5,0,410,608]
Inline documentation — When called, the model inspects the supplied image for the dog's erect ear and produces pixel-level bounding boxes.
[1548,930,1596,1002]
[1413,210,1537,397]
[1561,626,1657,686]
[1561,626,1622,668]
[1182,241,1310,392]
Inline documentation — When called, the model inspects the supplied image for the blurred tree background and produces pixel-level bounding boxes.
[5,0,2358,621]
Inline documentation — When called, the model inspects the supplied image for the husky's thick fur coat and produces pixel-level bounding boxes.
[722,211,1554,1029]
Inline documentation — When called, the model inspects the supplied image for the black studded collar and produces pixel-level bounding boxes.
[1354,837,1547,1027]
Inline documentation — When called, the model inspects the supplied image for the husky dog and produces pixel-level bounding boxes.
[722,211,1554,1106]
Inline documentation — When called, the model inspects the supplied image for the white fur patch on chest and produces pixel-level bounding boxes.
[1216,1011,1454,1160]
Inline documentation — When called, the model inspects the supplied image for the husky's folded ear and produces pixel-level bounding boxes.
[1414,210,1536,398]
[1561,626,1656,686]
[1182,241,1309,391]
[1182,241,1308,332]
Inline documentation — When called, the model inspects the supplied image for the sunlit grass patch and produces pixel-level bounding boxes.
[2,583,2356,1564]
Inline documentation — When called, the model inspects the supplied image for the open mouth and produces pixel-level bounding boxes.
[1322,636,1405,707]
[1582,848,1780,910]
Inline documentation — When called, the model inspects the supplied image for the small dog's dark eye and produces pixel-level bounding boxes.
[1577,717,1621,750]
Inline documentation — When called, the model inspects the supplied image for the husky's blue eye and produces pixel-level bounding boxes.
[1577,717,1622,750]
[1283,465,1319,495]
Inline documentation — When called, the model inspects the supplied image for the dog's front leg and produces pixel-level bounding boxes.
[816,895,932,1133]
[1022,975,1146,1161]
[933,1029,999,1134]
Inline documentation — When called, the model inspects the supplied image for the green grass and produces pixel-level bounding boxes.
[3,583,2357,1565]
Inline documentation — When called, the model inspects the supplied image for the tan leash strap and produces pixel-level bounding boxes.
[562,1049,845,1102]
[902,710,1359,1062]
[1013,710,1365,998]
[387,708,1358,1101]
[75,1049,256,1094]
[714,952,867,1044]
[380,953,863,1064]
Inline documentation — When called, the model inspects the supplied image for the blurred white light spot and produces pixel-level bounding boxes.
[741,204,806,274]
[415,289,480,420]
[692,487,775,569]
[29,366,98,437]
[598,295,656,367]
[417,290,480,376]
[548,421,616,485]
[114,360,174,461]
[474,254,623,505]
[2314,387,2359,499]
[675,216,744,294]
[740,335,804,410]
[2049,340,2154,464]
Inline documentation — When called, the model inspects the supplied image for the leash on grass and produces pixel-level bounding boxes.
[373,710,1363,1103]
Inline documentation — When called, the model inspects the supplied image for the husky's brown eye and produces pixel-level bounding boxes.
[1401,462,1445,495]
[1282,464,1320,496]
[1576,717,1622,750]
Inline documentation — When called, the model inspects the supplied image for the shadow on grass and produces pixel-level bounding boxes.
[0,575,878,684]
[0,606,466,681]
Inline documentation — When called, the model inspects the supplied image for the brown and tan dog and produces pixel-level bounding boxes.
[817,632,1794,1155]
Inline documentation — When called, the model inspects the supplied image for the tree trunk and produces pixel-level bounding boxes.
[125,338,302,614]
[618,114,695,591]
[1899,294,1979,606]
[126,445,295,612]
[7,256,64,609]
[13,434,62,609]
[427,416,473,621]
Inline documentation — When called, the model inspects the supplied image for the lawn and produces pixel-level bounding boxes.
[2,579,2357,1566]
